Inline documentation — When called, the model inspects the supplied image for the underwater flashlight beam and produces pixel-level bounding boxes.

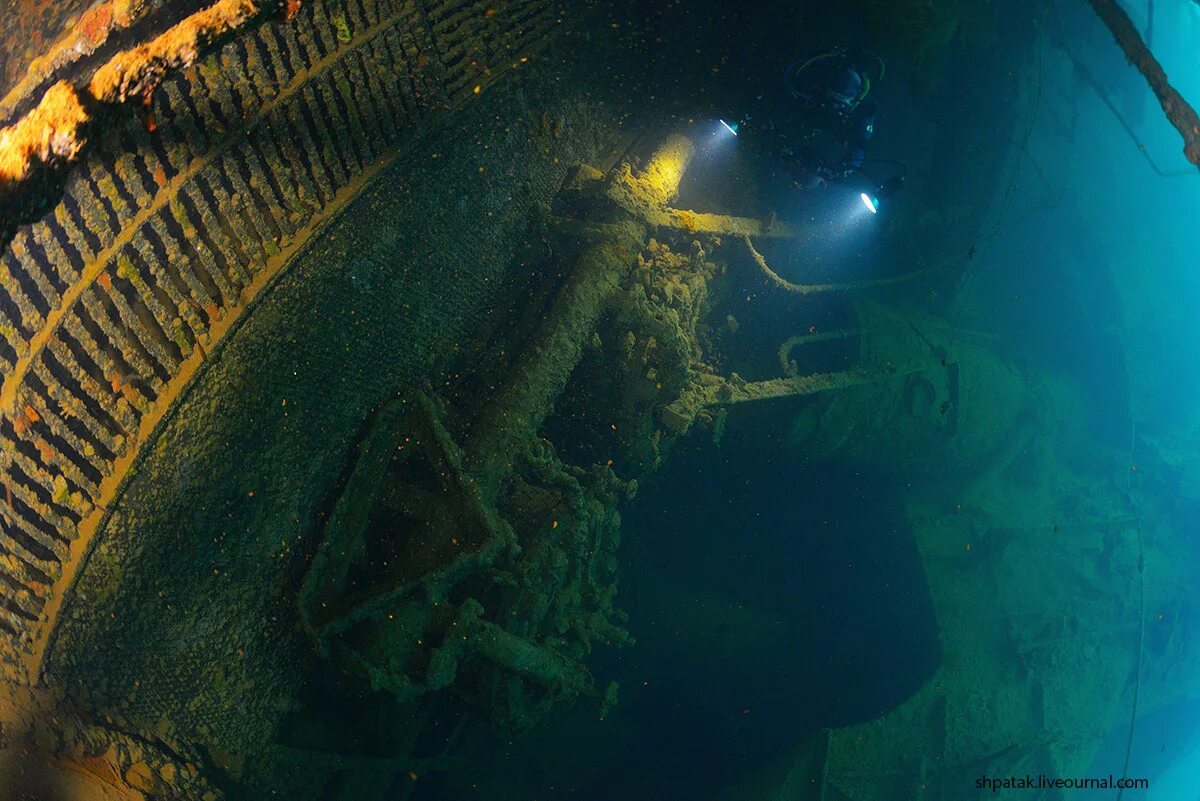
[719,119,739,136]
[858,175,904,215]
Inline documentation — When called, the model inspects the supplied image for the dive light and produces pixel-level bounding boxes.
[860,174,905,214]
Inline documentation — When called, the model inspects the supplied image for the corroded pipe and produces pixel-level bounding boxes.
[464,219,646,494]
[623,133,695,206]
[457,599,594,696]
[1086,0,1200,167]
[460,140,718,484]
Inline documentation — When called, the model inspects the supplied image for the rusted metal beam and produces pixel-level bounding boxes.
[1086,0,1200,168]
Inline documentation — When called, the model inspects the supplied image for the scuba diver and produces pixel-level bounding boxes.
[768,46,885,190]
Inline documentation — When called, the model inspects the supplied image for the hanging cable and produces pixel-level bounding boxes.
[1050,1,1194,178]
[1116,414,1146,801]
[1084,0,1200,168]
[950,1,1053,325]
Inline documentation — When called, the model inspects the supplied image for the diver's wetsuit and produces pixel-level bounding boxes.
[771,51,877,188]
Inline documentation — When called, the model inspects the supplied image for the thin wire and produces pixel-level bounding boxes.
[857,158,910,184]
[950,1,1051,326]
[1116,414,1146,801]
[1050,0,1194,179]
[743,234,941,294]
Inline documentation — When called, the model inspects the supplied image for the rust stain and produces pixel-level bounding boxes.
[78,3,115,47]
[34,438,54,465]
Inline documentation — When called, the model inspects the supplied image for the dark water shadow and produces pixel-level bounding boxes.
[535,439,944,799]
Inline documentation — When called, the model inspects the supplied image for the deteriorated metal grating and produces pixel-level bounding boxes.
[0,0,560,674]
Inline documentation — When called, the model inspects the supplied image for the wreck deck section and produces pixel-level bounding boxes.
[0,0,561,678]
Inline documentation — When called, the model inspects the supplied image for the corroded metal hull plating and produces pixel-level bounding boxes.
[0,0,561,680]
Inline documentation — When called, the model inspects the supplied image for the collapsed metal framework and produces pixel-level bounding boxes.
[1,0,1195,685]
[0,90,966,801]
[290,133,953,765]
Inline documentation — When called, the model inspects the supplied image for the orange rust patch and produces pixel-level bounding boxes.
[78,3,116,47]
[70,746,124,789]
[34,438,54,464]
